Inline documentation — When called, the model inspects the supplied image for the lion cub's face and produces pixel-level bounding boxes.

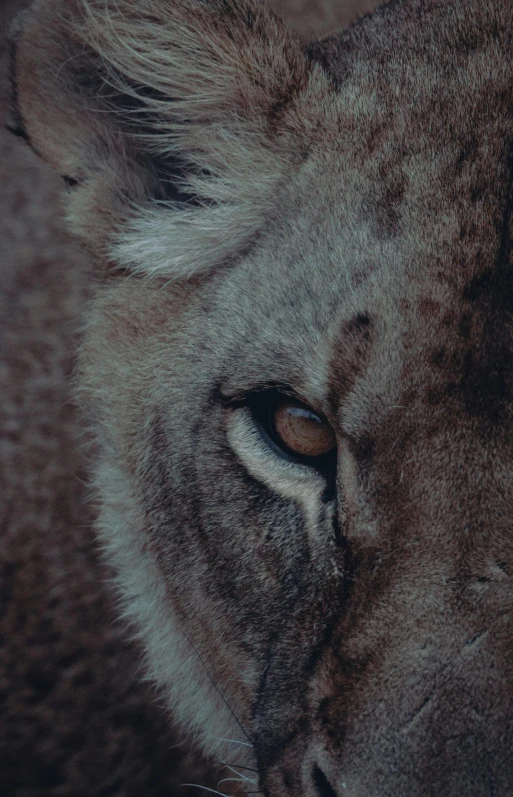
[12,0,513,794]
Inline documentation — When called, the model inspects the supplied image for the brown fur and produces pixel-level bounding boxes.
[7,0,513,795]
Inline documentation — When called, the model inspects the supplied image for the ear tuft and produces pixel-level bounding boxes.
[12,0,331,279]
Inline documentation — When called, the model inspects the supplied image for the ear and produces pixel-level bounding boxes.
[10,0,331,278]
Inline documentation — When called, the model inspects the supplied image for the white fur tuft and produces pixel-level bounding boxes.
[66,0,325,278]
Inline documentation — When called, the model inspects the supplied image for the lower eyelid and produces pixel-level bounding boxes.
[226,408,331,532]
[227,406,325,481]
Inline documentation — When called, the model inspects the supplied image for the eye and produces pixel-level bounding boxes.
[251,393,336,467]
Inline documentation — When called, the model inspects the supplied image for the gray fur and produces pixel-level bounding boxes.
[11,0,513,794]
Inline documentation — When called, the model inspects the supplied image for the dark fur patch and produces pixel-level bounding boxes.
[360,170,407,240]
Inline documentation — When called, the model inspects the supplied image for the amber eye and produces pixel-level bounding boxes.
[251,394,336,465]
[273,401,335,458]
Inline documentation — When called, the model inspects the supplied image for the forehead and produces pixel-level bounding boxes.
[200,138,513,432]
[192,1,513,411]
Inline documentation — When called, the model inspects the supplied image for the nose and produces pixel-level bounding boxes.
[313,766,339,797]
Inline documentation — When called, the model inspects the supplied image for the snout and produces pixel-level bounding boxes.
[259,610,513,797]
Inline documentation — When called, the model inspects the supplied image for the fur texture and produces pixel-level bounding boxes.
[9,0,513,795]
[2,3,380,796]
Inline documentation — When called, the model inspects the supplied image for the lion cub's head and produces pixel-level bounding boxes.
[11,0,513,793]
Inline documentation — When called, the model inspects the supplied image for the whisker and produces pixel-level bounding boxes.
[222,763,258,773]
[219,775,257,786]
[215,737,254,748]
[218,759,257,784]
[174,622,253,745]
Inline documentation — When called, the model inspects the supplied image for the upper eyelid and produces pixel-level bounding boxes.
[218,384,325,417]
[218,385,297,406]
